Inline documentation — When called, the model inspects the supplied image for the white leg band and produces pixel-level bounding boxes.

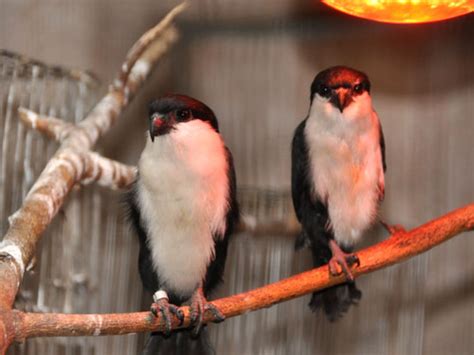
[153,290,169,303]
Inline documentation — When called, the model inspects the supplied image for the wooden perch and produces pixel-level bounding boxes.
[0,4,186,353]
[5,203,474,340]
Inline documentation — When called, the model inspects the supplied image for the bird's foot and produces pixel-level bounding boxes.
[188,287,225,337]
[380,220,407,235]
[150,290,184,336]
[328,240,360,282]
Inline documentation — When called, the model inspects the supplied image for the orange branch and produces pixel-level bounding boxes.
[7,203,474,340]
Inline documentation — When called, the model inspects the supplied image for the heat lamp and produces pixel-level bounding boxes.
[322,0,474,24]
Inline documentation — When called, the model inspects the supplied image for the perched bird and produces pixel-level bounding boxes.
[291,66,387,320]
[128,94,239,352]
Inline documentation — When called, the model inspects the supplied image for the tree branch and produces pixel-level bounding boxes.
[116,2,188,89]
[82,152,136,189]
[17,108,75,143]
[5,203,474,340]
[76,25,179,147]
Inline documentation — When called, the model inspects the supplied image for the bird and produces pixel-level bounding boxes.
[291,66,387,321]
[127,94,239,353]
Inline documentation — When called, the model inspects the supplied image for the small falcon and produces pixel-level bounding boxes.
[128,94,239,345]
[291,66,387,320]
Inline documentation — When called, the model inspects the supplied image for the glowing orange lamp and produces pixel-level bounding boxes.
[322,0,474,24]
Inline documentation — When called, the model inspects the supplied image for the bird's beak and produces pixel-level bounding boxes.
[331,89,353,113]
[149,113,165,142]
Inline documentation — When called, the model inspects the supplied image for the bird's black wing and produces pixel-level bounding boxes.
[126,182,159,294]
[291,119,311,222]
[378,116,386,172]
[291,119,330,248]
[204,147,239,296]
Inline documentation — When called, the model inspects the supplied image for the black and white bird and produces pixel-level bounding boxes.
[291,66,387,320]
[128,94,239,352]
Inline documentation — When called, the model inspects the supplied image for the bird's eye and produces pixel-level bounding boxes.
[353,84,364,95]
[176,109,190,121]
[318,85,330,98]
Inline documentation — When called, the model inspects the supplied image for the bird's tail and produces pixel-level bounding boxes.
[300,234,362,321]
[142,328,215,355]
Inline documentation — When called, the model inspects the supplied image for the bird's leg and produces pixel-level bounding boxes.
[188,286,225,337]
[150,290,184,336]
[380,220,406,235]
[328,239,360,282]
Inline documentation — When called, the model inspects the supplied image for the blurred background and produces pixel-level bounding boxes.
[1,1,473,354]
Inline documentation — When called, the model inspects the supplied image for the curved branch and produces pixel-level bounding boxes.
[17,108,75,143]
[8,203,474,340]
[116,2,188,89]
[82,152,136,189]
[77,26,180,147]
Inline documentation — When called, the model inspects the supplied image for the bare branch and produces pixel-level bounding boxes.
[17,108,75,143]
[82,152,136,189]
[77,26,179,147]
[116,2,188,89]
[6,203,474,340]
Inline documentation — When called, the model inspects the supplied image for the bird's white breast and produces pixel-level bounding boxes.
[137,120,229,296]
[305,93,384,246]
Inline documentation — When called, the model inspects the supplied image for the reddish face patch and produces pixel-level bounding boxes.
[311,66,371,104]
[153,117,165,128]
[149,114,175,141]
[326,69,365,89]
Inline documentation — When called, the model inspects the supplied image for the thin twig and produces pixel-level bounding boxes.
[7,203,474,340]
[82,152,136,189]
[116,2,188,89]
[17,108,75,143]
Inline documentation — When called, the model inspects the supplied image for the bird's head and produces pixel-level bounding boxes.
[310,66,371,115]
[148,94,219,142]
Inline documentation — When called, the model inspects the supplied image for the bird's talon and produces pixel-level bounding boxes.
[150,303,159,317]
[343,267,355,282]
[189,308,199,324]
[346,254,360,267]
[167,304,184,326]
[328,240,359,281]
[205,303,225,323]
[173,308,185,325]
[329,258,343,276]
[329,254,356,281]
[190,304,204,337]
[192,324,202,338]
[355,258,361,267]
[188,288,222,336]
[150,299,181,335]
